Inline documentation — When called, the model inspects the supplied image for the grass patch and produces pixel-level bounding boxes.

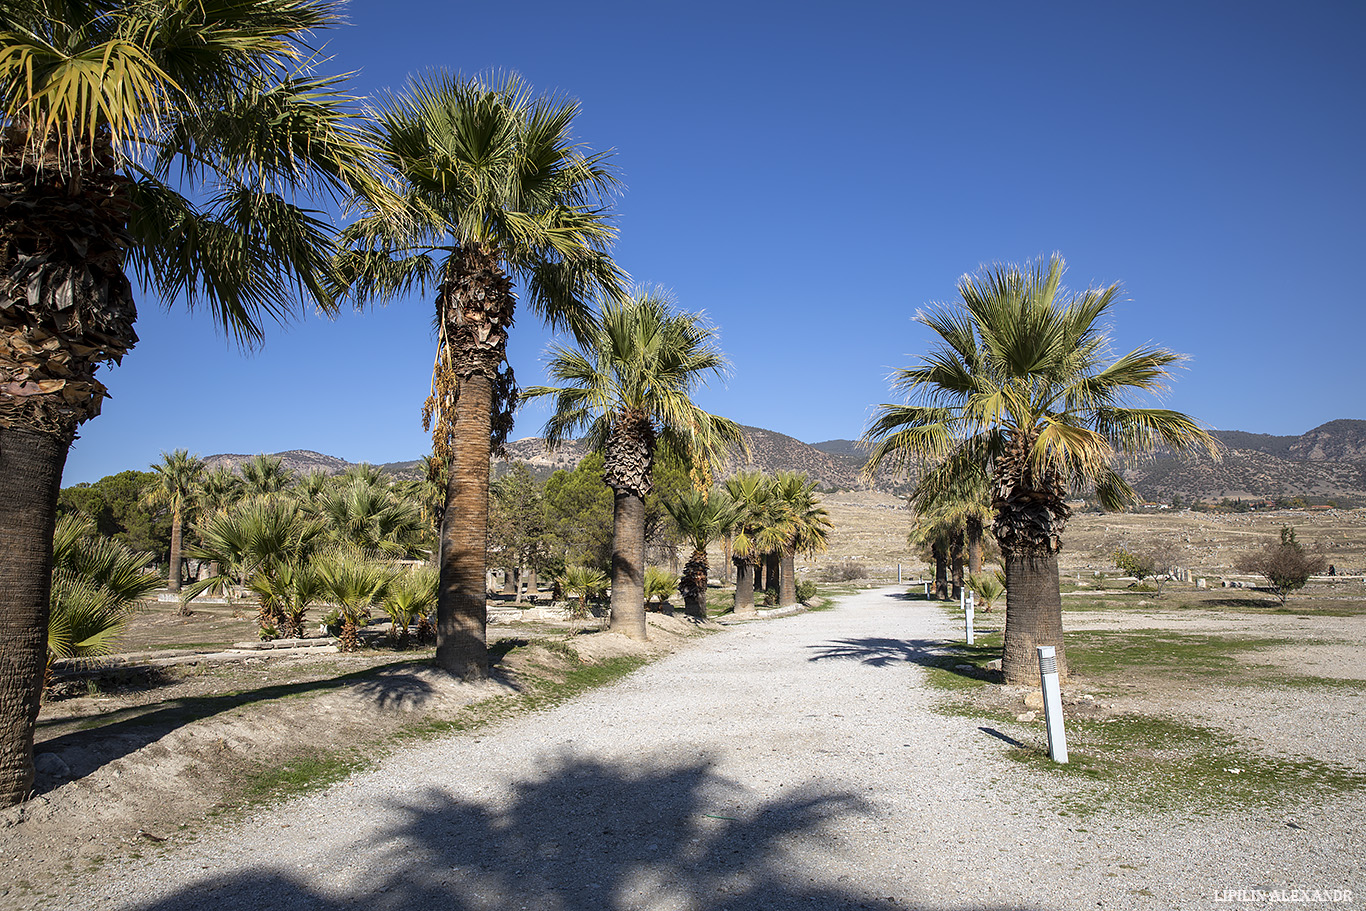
[237,751,368,807]
[1001,713,1366,814]
[1066,629,1292,684]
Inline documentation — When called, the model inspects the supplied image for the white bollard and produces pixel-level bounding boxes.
[1037,645,1068,763]
[898,563,903,584]
[965,591,975,646]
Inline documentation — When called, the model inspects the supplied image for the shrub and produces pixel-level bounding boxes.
[644,567,678,608]
[820,560,868,583]
[965,571,1005,611]
[795,580,818,604]
[1235,526,1326,603]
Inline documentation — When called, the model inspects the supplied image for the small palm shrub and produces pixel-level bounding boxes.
[644,567,677,609]
[317,553,395,651]
[795,580,818,604]
[382,565,437,649]
[966,571,1006,611]
[558,565,608,631]
[48,516,160,668]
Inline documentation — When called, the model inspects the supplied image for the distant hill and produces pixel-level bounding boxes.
[199,418,1366,506]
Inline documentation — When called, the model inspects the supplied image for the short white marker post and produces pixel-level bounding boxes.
[1037,645,1068,763]
[965,591,975,646]
[922,580,930,597]
[898,563,903,584]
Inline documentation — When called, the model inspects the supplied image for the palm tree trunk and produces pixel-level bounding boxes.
[733,559,756,615]
[765,552,779,599]
[680,549,709,619]
[1001,550,1067,684]
[779,549,797,607]
[168,506,183,593]
[950,530,965,601]
[435,373,491,679]
[721,532,732,584]
[967,518,984,576]
[608,490,647,640]
[933,544,948,600]
[0,425,69,807]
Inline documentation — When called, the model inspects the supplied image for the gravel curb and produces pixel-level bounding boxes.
[64,587,1365,910]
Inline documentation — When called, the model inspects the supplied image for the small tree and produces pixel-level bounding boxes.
[644,567,677,609]
[1111,547,1157,585]
[1236,527,1326,604]
[966,571,1006,612]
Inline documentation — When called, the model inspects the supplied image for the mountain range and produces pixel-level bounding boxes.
[204,419,1366,506]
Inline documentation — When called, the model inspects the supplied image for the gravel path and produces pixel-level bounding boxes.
[75,587,1362,911]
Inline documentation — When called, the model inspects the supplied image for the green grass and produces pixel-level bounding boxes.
[1001,712,1366,815]
[1065,629,1293,683]
[237,752,368,807]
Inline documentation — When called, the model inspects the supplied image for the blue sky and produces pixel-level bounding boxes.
[64,0,1366,484]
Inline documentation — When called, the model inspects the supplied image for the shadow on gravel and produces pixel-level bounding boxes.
[805,637,1003,684]
[133,755,1037,911]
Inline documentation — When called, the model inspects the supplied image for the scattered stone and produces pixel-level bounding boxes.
[1024,690,1045,711]
[954,663,975,672]
[985,659,1002,672]
[1015,711,1037,723]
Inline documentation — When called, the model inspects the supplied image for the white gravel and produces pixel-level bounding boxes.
[72,587,1363,911]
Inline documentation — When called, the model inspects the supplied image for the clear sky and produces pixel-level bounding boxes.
[63,0,1366,484]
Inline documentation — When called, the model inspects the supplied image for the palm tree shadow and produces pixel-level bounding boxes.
[32,658,468,794]
[806,637,1001,682]
[135,754,1035,911]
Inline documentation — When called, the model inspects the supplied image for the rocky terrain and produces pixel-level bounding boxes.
[200,419,1366,505]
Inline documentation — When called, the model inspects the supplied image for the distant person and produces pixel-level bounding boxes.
[1328,564,1336,576]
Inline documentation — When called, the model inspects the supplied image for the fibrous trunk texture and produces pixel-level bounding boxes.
[779,550,797,607]
[0,425,69,806]
[950,529,965,601]
[933,543,949,601]
[733,560,756,615]
[1,133,135,808]
[608,490,648,640]
[603,412,654,641]
[1001,550,1067,682]
[436,373,492,678]
[167,509,183,592]
[993,442,1071,684]
[967,517,984,576]
[679,548,709,619]
[430,245,516,679]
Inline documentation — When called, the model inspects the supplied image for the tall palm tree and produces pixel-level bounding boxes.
[334,72,624,676]
[863,255,1220,683]
[0,0,377,806]
[523,290,744,640]
[770,471,831,607]
[664,489,736,619]
[141,449,205,592]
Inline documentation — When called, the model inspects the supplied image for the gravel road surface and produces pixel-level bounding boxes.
[73,587,1363,910]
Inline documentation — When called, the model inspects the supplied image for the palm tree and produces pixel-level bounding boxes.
[907,510,955,601]
[186,497,326,638]
[863,255,1220,683]
[665,489,736,619]
[333,72,624,677]
[0,0,377,806]
[316,478,425,560]
[724,471,784,617]
[770,472,831,607]
[48,514,160,665]
[141,450,205,593]
[523,290,745,640]
[316,553,394,652]
[240,454,296,499]
[382,565,437,649]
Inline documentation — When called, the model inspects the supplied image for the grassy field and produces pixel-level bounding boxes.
[915,585,1366,815]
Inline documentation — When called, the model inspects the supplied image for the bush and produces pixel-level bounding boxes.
[795,580,818,604]
[644,567,678,608]
[820,560,868,583]
[1235,526,1326,603]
